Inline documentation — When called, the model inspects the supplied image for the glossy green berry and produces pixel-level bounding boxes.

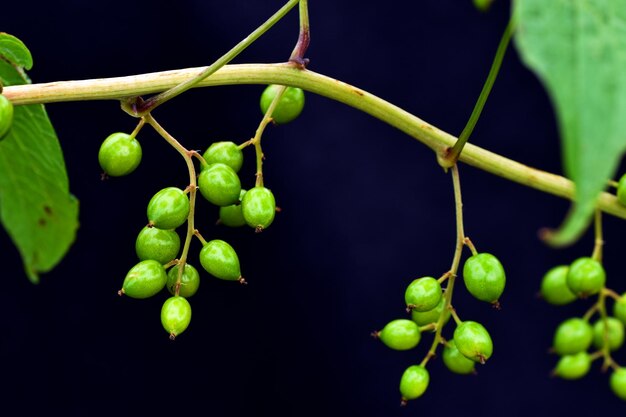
[135,226,180,264]
[411,296,451,328]
[98,132,142,176]
[404,277,442,312]
[260,85,305,124]
[241,186,276,232]
[453,321,493,364]
[617,174,626,206]
[610,368,626,401]
[552,317,593,355]
[0,94,14,140]
[553,352,591,380]
[462,253,506,305]
[166,263,200,298]
[614,293,626,325]
[377,319,421,351]
[119,260,167,299]
[147,187,190,229]
[566,257,606,298]
[540,265,577,305]
[203,141,243,173]
[443,339,476,375]
[161,296,192,340]
[592,317,625,352]
[199,239,243,282]
[473,0,494,12]
[198,163,242,207]
[219,189,247,227]
[399,365,429,401]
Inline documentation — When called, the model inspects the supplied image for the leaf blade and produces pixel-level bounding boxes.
[0,32,33,70]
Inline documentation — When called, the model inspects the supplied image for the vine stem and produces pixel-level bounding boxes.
[5,64,626,220]
[144,114,198,295]
[591,210,603,262]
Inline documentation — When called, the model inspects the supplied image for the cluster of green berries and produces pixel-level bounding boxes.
[540,257,626,401]
[0,94,15,141]
[374,250,505,403]
[97,84,305,338]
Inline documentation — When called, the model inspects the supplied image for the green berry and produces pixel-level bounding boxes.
[410,296,451,328]
[617,174,626,206]
[453,321,493,364]
[399,365,429,401]
[554,352,591,380]
[592,317,625,352]
[241,186,276,232]
[0,94,14,140]
[404,277,442,312]
[199,239,242,282]
[166,263,200,298]
[119,260,167,299]
[161,296,192,340]
[443,339,476,375]
[614,293,626,325]
[377,319,421,351]
[610,368,626,401]
[462,253,506,305]
[473,0,494,12]
[260,85,305,124]
[540,265,577,305]
[203,141,244,173]
[135,226,180,264]
[147,187,190,229]
[98,132,142,176]
[219,189,247,227]
[198,163,242,207]
[552,317,593,355]
[566,257,606,298]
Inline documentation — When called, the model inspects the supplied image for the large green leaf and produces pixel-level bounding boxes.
[0,32,33,70]
[0,36,78,283]
[514,0,626,246]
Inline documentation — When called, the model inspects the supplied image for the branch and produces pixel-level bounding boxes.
[4,63,626,220]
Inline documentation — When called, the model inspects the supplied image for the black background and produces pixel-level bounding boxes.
[2,1,626,416]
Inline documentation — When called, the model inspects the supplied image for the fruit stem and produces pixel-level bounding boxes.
[463,237,478,256]
[132,0,301,115]
[438,17,514,169]
[591,209,603,263]
[289,0,310,67]
[602,287,622,301]
[129,117,146,139]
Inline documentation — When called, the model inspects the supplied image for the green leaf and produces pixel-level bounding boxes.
[514,0,626,246]
[0,32,33,70]
[0,43,78,283]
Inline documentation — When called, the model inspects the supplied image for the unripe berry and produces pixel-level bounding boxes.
[410,296,451,328]
[462,253,505,305]
[260,85,305,124]
[119,260,167,299]
[135,226,180,264]
[553,352,591,380]
[399,365,429,402]
[161,296,192,340]
[443,339,476,375]
[147,187,190,230]
[241,186,276,231]
[614,293,626,325]
[199,239,242,282]
[0,94,14,140]
[540,265,577,305]
[404,277,442,312]
[610,368,626,401]
[203,141,244,173]
[566,257,605,298]
[166,263,200,298]
[592,317,625,352]
[377,319,421,351]
[453,321,493,364]
[198,163,242,207]
[219,189,247,227]
[552,317,593,356]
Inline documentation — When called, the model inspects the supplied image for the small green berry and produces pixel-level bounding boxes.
[566,257,606,298]
[592,317,625,352]
[410,296,450,328]
[241,186,276,232]
[610,368,626,401]
[540,265,577,305]
[147,187,190,230]
[0,94,14,140]
[199,239,243,282]
[198,163,242,207]
[553,352,591,380]
[219,189,247,227]
[161,296,192,340]
[443,339,476,375]
[119,260,167,299]
[166,263,200,298]
[98,132,142,176]
[135,226,180,264]
[462,253,505,305]
[552,317,593,356]
[473,0,495,12]
[377,319,421,351]
[203,141,244,173]
[399,365,429,402]
[453,321,493,364]
[614,293,626,325]
[260,85,305,124]
[404,277,442,312]
[617,174,626,206]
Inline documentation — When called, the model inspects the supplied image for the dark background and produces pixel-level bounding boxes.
[2,0,625,416]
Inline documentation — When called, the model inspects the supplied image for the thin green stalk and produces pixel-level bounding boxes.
[132,0,300,115]
[441,18,514,168]
[591,210,603,262]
